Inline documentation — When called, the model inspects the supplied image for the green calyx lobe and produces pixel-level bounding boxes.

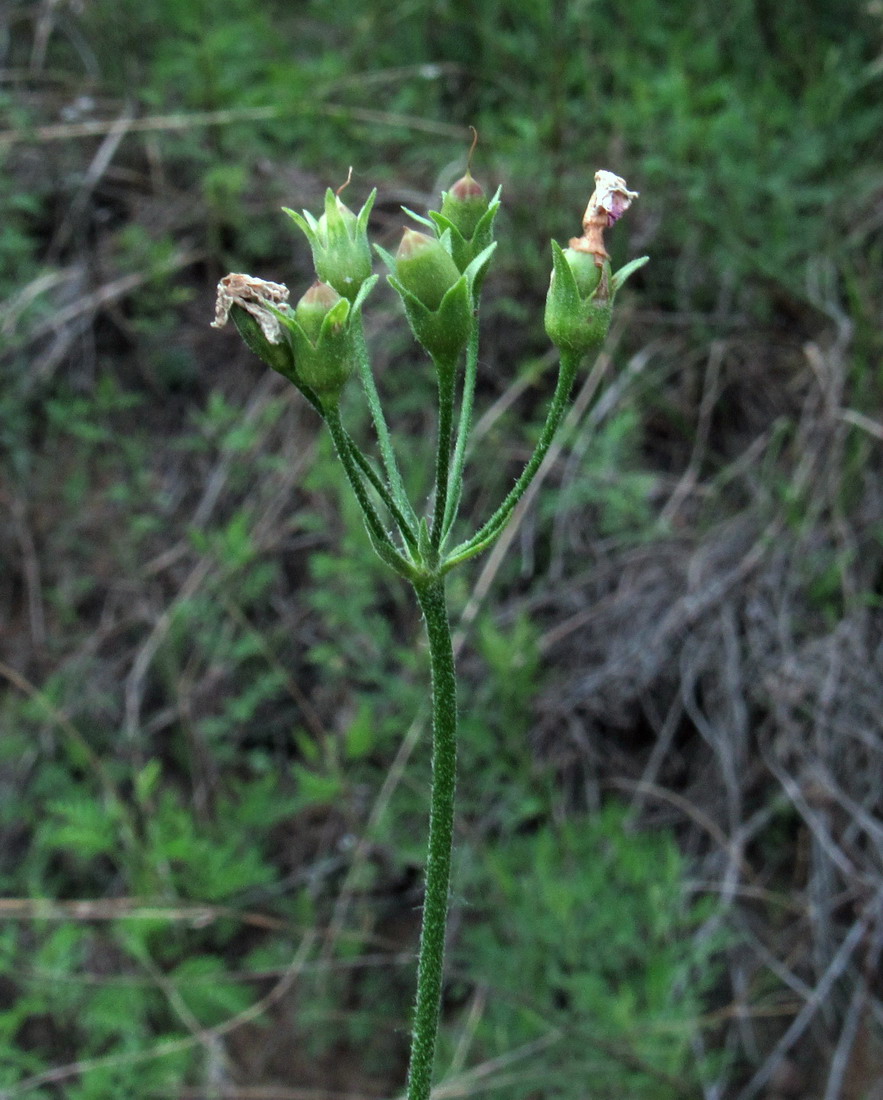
[228,304,297,379]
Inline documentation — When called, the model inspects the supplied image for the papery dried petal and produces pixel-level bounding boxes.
[583,170,639,229]
[569,170,639,265]
[211,273,290,342]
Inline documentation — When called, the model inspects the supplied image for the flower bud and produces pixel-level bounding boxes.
[430,174,501,278]
[284,187,376,302]
[395,229,462,312]
[544,242,613,356]
[295,281,343,343]
[374,230,472,365]
[545,172,647,357]
[314,196,372,295]
[440,171,488,241]
[288,281,355,405]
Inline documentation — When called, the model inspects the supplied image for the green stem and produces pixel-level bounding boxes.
[344,432,419,552]
[353,318,420,531]
[408,577,457,1100]
[324,404,418,580]
[442,348,582,572]
[441,321,480,544]
[430,359,457,552]
[286,377,417,552]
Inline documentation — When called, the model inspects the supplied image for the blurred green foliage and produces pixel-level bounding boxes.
[446,805,724,1098]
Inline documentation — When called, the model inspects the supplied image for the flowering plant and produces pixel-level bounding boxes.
[213,163,645,1100]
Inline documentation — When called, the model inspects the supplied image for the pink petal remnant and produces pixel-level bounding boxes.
[586,170,639,227]
[211,273,290,343]
[569,170,639,266]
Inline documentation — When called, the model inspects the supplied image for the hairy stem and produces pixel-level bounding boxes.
[407,577,457,1100]
[442,347,582,571]
[324,404,417,579]
[344,432,419,552]
[441,321,480,544]
[353,318,420,532]
[431,361,457,552]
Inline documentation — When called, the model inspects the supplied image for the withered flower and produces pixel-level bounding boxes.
[569,170,639,265]
[211,273,290,342]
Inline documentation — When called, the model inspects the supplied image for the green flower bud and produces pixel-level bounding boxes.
[439,171,488,241]
[376,228,494,366]
[288,281,355,406]
[295,280,342,343]
[429,179,502,279]
[284,188,376,302]
[395,229,461,312]
[544,242,613,357]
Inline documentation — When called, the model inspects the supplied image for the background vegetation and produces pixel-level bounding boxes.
[1,0,882,1097]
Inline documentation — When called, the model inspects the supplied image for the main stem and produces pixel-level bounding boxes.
[408,577,457,1100]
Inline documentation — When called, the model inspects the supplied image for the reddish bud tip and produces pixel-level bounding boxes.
[396,228,432,259]
[299,280,341,309]
[440,171,489,241]
[448,172,485,203]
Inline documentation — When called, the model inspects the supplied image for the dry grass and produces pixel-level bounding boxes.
[515,322,883,1098]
